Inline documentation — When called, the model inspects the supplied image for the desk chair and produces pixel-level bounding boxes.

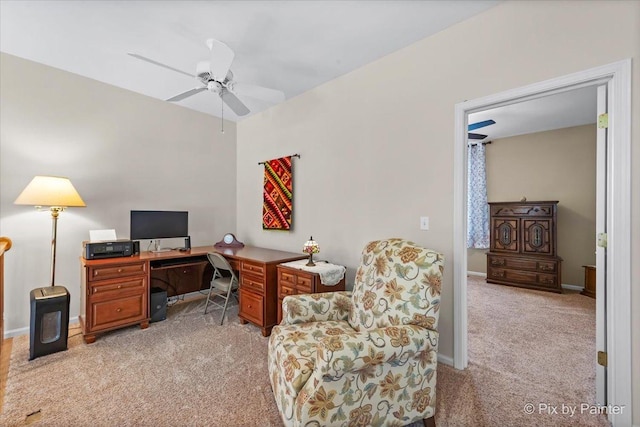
[204,252,239,325]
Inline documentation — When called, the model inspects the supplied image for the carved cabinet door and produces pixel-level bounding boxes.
[522,219,553,255]
[491,219,519,253]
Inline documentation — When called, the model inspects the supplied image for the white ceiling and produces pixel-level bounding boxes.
[469,86,598,142]
[0,0,500,121]
[1,0,596,136]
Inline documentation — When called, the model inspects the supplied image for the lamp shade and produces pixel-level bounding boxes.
[14,176,86,208]
[302,236,319,254]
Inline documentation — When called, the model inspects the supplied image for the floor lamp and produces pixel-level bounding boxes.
[14,175,86,287]
[15,176,85,359]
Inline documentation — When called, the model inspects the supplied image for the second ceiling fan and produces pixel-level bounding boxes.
[468,119,496,140]
[129,38,285,117]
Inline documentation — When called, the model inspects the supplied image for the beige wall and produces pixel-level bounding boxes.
[0,53,237,334]
[236,1,640,422]
[467,125,597,286]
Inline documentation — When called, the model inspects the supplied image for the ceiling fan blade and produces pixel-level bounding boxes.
[220,88,250,116]
[468,119,496,131]
[128,53,195,78]
[468,133,488,140]
[207,38,235,82]
[166,87,207,102]
[232,82,285,104]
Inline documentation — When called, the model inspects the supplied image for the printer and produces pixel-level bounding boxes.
[83,240,134,259]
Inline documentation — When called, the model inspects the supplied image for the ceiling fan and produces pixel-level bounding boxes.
[128,38,285,117]
[468,119,496,140]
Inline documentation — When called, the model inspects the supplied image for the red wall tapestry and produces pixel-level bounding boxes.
[263,156,293,230]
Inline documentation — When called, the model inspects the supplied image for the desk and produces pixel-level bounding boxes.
[80,245,306,342]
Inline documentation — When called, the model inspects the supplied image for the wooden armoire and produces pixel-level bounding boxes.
[486,201,562,293]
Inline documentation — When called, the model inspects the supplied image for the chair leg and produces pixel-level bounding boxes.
[204,283,214,315]
[220,284,234,326]
[423,415,435,427]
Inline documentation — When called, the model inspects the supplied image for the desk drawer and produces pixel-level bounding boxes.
[279,284,296,299]
[279,270,296,287]
[241,260,265,278]
[90,293,146,330]
[296,275,313,293]
[241,274,264,293]
[240,289,263,324]
[89,262,146,282]
[90,277,146,301]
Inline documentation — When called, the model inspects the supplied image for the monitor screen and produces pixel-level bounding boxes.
[130,210,188,240]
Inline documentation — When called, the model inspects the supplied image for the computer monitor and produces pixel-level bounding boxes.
[130,210,188,252]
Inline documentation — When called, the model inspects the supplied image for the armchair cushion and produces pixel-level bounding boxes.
[281,291,353,325]
[269,320,357,398]
[348,238,443,332]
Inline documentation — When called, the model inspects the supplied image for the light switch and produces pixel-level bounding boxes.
[420,216,429,230]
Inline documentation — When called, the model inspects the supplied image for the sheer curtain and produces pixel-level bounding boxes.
[467,143,490,248]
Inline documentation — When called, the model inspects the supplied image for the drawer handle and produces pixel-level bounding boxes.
[117,285,122,289]
[493,271,505,278]
[540,265,553,271]
[183,270,188,274]
[116,308,122,312]
[491,259,505,266]
[541,278,554,284]
[247,305,252,309]
[118,268,123,273]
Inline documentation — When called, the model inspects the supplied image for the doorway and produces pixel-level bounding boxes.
[452,59,631,426]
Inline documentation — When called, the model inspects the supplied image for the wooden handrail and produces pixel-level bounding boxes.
[0,237,12,256]
[1,237,12,359]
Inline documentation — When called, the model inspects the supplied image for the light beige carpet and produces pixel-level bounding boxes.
[1,298,283,426]
[454,276,610,427]
[1,281,610,426]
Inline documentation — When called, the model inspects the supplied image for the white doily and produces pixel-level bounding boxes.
[279,259,346,286]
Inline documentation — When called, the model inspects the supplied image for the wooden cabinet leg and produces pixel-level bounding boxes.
[423,415,436,427]
[83,334,96,344]
[140,321,149,329]
[239,318,248,325]
[261,326,273,337]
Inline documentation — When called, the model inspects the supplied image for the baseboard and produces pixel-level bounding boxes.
[466,271,486,277]
[437,353,454,366]
[4,316,79,339]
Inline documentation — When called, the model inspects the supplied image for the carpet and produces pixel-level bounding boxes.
[1,280,610,426]
[1,298,282,426]
[458,276,610,427]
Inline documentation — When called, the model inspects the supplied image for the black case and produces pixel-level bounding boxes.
[29,286,70,360]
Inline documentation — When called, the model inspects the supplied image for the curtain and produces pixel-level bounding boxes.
[467,143,490,248]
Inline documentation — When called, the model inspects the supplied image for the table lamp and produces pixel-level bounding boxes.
[302,236,319,267]
[14,176,86,286]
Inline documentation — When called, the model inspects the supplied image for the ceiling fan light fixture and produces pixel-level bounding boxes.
[207,81,222,94]
[129,37,284,118]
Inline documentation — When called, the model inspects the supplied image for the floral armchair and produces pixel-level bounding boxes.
[268,238,444,427]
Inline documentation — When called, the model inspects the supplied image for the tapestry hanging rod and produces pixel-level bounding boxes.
[258,153,301,165]
[468,140,492,146]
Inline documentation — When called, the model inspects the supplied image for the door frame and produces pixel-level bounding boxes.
[452,59,631,426]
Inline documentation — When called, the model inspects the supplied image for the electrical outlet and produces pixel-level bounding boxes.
[420,216,429,230]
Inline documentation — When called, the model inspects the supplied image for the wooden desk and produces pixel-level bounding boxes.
[80,245,306,342]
